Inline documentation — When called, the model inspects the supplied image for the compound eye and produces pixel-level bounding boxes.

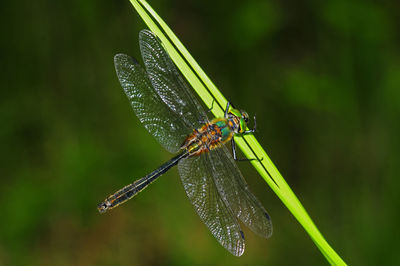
[241,111,249,123]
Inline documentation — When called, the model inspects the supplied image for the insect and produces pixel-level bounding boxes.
[98,29,272,256]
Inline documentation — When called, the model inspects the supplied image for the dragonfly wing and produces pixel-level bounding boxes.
[139,30,208,129]
[209,146,273,238]
[178,155,245,256]
[114,54,192,153]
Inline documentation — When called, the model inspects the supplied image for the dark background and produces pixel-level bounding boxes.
[1,0,399,265]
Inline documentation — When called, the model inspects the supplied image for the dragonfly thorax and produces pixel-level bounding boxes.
[182,118,236,156]
[182,107,251,157]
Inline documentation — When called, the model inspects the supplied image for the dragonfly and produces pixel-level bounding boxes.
[98,29,272,256]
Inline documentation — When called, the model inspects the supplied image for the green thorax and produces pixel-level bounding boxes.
[214,119,232,142]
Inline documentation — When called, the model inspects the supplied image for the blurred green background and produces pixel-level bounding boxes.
[1,0,399,265]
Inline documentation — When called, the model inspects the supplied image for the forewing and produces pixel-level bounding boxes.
[139,30,208,129]
[209,146,273,238]
[178,155,245,256]
[114,54,192,153]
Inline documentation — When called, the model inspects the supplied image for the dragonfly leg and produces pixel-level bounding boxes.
[205,99,215,113]
[197,100,215,125]
[243,114,257,134]
[224,101,230,118]
[231,137,260,161]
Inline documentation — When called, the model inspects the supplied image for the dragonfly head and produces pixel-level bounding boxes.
[228,107,249,134]
[239,110,249,133]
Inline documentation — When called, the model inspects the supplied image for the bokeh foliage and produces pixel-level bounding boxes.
[0,0,399,265]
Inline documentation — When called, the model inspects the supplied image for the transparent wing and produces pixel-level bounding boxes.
[178,155,245,256]
[139,30,208,129]
[114,54,192,153]
[209,146,273,238]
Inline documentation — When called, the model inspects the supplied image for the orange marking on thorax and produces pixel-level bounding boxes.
[182,120,229,157]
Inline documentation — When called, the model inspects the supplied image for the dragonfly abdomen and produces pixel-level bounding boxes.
[98,151,189,213]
